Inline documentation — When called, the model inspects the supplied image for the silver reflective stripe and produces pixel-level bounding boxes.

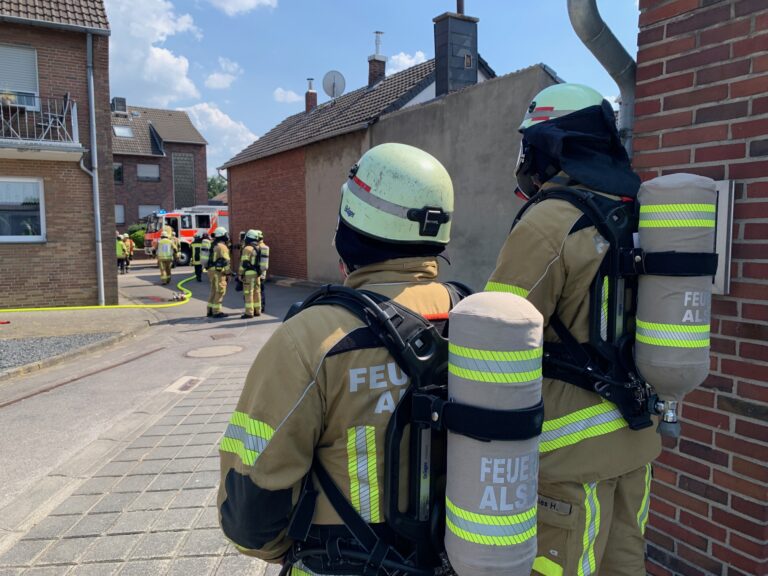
[540,408,624,445]
[578,483,600,576]
[449,354,541,375]
[446,507,537,539]
[639,211,715,222]
[600,276,608,341]
[346,177,453,221]
[354,427,371,521]
[523,108,577,122]
[223,423,270,454]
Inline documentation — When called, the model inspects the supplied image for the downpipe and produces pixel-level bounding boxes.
[568,0,636,157]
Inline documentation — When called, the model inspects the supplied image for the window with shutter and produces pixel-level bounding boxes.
[0,44,39,108]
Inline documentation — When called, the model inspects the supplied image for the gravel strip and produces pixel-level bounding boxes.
[0,333,118,371]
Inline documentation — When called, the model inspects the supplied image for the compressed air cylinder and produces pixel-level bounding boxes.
[445,292,543,576]
[634,174,717,430]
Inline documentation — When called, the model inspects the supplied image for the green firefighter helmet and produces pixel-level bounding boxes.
[245,229,263,242]
[339,143,453,245]
[519,83,604,131]
[213,226,228,238]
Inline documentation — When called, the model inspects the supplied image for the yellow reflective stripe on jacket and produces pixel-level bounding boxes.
[636,319,710,348]
[539,402,627,453]
[347,426,380,523]
[578,482,600,576]
[484,281,530,298]
[637,463,652,535]
[533,555,564,576]
[219,411,275,466]
[449,343,543,384]
[639,203,716,228]
[445,497,537,546]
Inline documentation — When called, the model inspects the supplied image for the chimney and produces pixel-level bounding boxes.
[433,1,479,97]
[305,78,317,112]
[368,31,386,87]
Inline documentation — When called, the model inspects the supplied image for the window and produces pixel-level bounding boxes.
[113,163,123,184]
[181,215,193,229]
[196,214,211,229]
[0,44,39,108]
[115,204,125,225]
[138,204,161,219]
[0,178,45,242]
[113,126,134,138]
[137,164,160,181]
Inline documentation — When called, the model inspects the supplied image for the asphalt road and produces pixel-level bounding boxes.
[0,263,315,519]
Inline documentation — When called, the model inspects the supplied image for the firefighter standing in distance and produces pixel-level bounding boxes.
[156,230,176,285]
[217,143,456,575]
[191,233,204,281]
[238,229,266,318]
[256,230,269,313]
[116,231,127,275]
[207,226,230,318]
[486,84,661,576]
[123,233,135,272]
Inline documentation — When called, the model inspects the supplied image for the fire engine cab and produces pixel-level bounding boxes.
[144,206,229,266]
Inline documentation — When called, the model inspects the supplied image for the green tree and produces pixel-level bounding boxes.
[208,174,227,199]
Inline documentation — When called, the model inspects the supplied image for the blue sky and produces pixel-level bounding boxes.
[104,0,641,175]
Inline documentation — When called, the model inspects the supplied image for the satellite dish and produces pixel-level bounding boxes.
[323,70,346,99]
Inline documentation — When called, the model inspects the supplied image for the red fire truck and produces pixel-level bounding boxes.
[144,206,229,266]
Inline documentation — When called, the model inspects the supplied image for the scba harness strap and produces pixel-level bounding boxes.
[282,283,544,575]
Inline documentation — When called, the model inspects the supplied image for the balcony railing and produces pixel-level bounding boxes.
[0,93,80,145]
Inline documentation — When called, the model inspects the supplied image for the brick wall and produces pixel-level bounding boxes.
[114,142,206,229]
[227,147,307,279]
[634,1,768,575]
[0,23,117,307]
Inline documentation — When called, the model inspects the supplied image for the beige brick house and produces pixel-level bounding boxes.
[0,0,116,307]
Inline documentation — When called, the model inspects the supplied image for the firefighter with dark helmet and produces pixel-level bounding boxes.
[217,143,457,574]
[207,226,230,318]
[487,83,661,575]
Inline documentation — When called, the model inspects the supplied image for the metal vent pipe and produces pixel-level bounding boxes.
[568,0,636,157]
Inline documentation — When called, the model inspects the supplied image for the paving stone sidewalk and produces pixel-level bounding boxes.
[0,366,276,576]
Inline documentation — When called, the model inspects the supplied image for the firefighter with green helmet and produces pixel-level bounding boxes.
[218,143,458,574]
[156,230,177,285]
[487,83,661,575]
[238,229,268,318]
[207,226,230,318]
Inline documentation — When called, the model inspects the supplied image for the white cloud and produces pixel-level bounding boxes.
[208,0,276,16]
[205,57,243,89]
[273,87,302,103]
[181,102,257,174]
[387,50,427,75]
[105,0,201,106]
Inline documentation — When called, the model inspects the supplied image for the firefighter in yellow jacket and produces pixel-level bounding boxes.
[486,84,661,576]
[238,229,268,318]
[156,230,177,285]
[218,143,455,574]
[207,226,230,318]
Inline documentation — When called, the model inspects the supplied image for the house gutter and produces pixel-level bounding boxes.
[78,33,105,305]
[0,15,110,36]
[568,0,636,156]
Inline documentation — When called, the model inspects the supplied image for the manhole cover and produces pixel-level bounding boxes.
[186,345,243,358]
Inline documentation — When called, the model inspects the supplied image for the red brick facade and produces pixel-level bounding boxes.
[114,142,207,230]
[635,1,768,574]
[227,147,307,279]
[0,22,117,307]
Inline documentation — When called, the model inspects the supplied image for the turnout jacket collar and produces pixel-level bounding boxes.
[344,258,440,289]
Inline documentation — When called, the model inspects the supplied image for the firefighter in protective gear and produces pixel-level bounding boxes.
[238,229,265,318]
[207,226,230,318]
[191,233,203,281]
[487,83,660,576]
[157,230,177,285]
[123,233,135,272]
[218,143,456,574]
[116,232,127,275]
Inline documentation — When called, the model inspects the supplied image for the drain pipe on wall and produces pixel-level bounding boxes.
[78,32,105,305]
[568,0,636,157]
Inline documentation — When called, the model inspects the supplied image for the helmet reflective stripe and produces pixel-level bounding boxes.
[519,83,604,130]
[345,174,452,223]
